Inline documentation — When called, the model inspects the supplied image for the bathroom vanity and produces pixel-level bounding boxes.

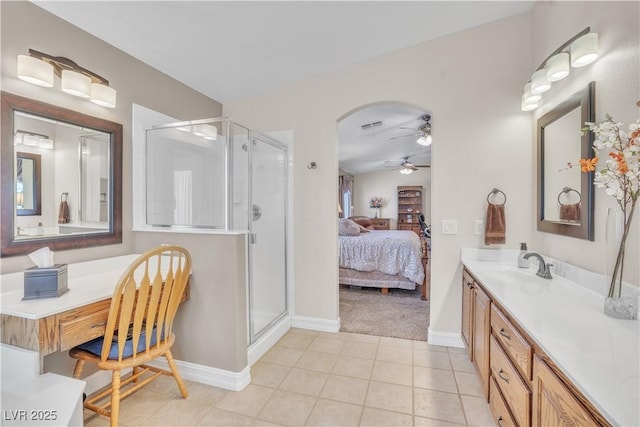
[461,249,638,427]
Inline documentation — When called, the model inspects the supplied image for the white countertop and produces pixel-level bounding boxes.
[0,254,141,320]
[461,248,639,427]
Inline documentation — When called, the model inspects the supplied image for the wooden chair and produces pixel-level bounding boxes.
[69,245,192,427]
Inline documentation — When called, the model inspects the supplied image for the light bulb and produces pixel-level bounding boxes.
[546,52,570,82]
[571,33,598,68]
[531,69,551,94]
[17,55,54,87]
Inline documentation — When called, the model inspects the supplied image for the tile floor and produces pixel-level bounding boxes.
[84,328,495,426]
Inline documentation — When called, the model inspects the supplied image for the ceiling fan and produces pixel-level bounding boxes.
[389,114,432,146]
[386,155,431,175]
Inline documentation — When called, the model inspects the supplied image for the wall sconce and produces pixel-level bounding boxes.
[17,49,117,108]
[14,130,54,150]
[521,27,598,111]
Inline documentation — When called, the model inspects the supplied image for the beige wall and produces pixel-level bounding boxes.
[1,2,249,376]
[353,168,431,229]
[133,232,248,372]
[225,13,534,336]
[530,1,640,287]
[0,1,222,273]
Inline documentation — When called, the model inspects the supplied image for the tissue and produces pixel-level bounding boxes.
[23,247,68,300]
[28,247,55,268]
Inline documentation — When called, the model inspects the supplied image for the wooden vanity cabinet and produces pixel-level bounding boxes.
[532,355,599,427]
[473,285,491,400]
[461,270,491,400]
[461,270,474,354]
[461,267,609,427]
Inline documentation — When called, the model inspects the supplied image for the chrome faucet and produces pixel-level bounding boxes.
[523,252,553,279]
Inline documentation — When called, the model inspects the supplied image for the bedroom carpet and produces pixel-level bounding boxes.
[339,285,429,341]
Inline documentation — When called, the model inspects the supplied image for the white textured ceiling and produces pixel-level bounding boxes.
[33,1,533,175]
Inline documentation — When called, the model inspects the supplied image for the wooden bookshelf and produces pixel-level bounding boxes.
[397,185,423,235]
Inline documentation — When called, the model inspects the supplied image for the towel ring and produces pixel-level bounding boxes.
[60,192,68,202]
[557,187,581,205]
[486,188,506,205]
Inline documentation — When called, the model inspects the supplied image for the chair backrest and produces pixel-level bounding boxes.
[418,213,430,238]
[100,245,191,362]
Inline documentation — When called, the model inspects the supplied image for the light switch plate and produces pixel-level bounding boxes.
[442,219,458,235]
[474,220,484,235]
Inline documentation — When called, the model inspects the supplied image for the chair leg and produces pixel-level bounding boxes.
[72,360,85,379]
[110,370,121,427]
[165,350,188,398]
[132,366,139,383]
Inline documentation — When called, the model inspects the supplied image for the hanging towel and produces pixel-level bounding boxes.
[560,203,581,222]
[485,203,506,245]
[58,193,70,224]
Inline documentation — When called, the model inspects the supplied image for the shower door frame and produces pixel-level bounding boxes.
[244,129,289,344]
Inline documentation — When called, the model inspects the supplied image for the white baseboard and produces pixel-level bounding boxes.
[84,360,250,394]
[248,316,291,366]
[145,358,250,392]
[427,328,465,348]
[290,315,340,333]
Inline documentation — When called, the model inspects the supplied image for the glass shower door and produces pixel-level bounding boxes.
[248,134,287,342]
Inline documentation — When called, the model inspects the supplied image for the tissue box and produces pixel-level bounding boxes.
[23,264,69,300]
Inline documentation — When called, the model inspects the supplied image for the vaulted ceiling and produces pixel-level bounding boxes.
[34,1,533,174]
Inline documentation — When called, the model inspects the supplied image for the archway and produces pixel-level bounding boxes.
[336,101,433,340]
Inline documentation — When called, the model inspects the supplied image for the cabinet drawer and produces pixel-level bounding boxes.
[491,304,532,381]
[490,376,518,427]
[59,300,111,351]
[490,335,531,427]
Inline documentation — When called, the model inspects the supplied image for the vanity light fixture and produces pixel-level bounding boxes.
[14,130,54,150]
[17,49,117,108]
[521,27,598,111]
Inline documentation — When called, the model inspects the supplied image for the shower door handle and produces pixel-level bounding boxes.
[252,204,262,221]
[249,233,257,244]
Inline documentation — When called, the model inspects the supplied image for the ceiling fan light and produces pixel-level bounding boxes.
[400,167,413,175]
[17,55,54,87]
[546,52,570,82]
[61,70,91,98]
[571,32,598,68]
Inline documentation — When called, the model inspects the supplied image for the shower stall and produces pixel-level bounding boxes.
[145,118,288,344]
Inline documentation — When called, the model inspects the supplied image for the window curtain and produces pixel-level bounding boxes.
[338,174,353,218]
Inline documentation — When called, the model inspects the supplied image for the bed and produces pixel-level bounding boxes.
[339,229,425,292]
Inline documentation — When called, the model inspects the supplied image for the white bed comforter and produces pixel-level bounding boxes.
[339,230,425,284]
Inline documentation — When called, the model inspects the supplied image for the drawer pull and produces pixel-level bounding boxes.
[90,322,107,329]
[498,369,510,384]
[499,328,511,340]
[497,416,504,426]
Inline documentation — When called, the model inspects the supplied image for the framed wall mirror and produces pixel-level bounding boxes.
[16,152,41,216]
[537,81,595,240]
[1,92,122,257]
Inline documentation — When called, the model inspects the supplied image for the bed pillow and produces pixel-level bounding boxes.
[349,216,374,230]
[339,218,361,236]
[357,224,371,233]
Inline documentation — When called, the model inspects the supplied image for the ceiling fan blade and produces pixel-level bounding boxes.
[398,127,419,131]
[389,134,416,140]
[414,164,431,168]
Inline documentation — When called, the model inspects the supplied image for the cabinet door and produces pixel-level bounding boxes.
[473,284,491,400]
[532,356,599,427]
[461,271,474,357]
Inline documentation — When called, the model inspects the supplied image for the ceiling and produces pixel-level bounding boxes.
[33,1,533,175]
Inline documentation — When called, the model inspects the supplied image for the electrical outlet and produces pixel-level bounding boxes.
[442,219,458,235]
[474,220,484,235]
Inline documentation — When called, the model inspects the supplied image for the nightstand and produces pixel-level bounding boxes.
[371,218,390,230]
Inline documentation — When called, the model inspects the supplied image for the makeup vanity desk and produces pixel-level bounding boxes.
[1,254,190,370]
